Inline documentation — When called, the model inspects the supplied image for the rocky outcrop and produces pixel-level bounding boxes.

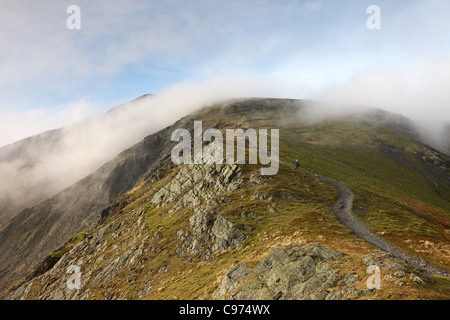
[213,243,433,300]
[150,164,245,261]
[150,163,246,261]
[212,263,253,298]
[213,243,350,300]
[4,205,160,300]
[247,172,271,187]
[151,164,243,212]
[177,205,246,261]
[363,251,433,286]
[0,121,179,293]
[3,161,248,299]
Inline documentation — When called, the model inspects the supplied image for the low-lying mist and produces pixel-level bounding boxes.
[0,70,449,224]
[0,75,277,223]
[311,56,450,154]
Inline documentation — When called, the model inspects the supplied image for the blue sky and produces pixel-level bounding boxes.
[1,0,450,146]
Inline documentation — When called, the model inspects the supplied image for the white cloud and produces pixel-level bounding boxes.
[1,0,449,149]
[313,54,450,127]
[0,0,338,90]
[0,98,101,147]
[0,74,278,217]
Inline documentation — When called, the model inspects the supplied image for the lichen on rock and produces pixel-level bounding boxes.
[176,205,247,261]
[213,243,350,300]
[151,164,243,211]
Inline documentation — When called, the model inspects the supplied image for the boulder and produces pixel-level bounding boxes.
[213,243,349,300]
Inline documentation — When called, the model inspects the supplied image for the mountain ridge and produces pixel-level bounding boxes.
[0,98,449,299]
[0,94,164,227]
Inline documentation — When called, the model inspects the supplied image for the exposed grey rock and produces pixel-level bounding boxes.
[177,206,246,261]
[5,282,33,300]
[267,202,277,213]
[248,172,263,186]
[253,190,270,200]
[287,242,344,261]
[394,271,405,278]
[397,279,407,286]
[3,201,170,300]
[212,263,252,298]
[215,243,351,301]
[254,251,316,294]
[134,207,145,216]
[285,277,328,300]
[362,251,432,287]
[385,262,407,272]
[363,252,407,272]
[151,164,243,212]
[409,273,426,285]
[247,172,271,187]
[325,286,358,300]
[234,280,273,300]
[357,288,374,297]
[384,274,396,281]
[342,272,359,287]
[283,261,338,300]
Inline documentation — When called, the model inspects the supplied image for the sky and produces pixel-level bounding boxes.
[1,0,450,147]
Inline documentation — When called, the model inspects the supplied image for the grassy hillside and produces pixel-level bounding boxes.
[281,121,450,268]
[2,98,449,300]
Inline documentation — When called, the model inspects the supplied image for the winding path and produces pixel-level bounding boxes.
[249,139,450,277]
[316,173,450,277]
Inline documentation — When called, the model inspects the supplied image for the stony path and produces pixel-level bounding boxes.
[315,174,450,278]
[253,141,450,277]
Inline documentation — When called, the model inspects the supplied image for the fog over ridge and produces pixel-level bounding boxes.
[0,68,449,223]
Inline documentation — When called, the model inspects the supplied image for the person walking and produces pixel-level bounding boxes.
[295,159,300,169]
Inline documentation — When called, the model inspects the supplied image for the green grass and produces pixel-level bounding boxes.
[277,119,449,267]
[10,100,450,300]
[174,103,450,269]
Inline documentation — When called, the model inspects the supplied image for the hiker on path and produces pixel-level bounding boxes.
[295,159,300,169]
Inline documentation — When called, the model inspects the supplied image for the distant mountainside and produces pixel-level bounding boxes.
[0,94,161,227]
[0,113,187,293]
[1,98,449,299]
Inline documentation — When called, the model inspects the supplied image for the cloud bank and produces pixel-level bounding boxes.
[0,74,278,222]
[1,1,450,222]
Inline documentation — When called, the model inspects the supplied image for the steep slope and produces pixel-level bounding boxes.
[0,128,64,226]
[1,98,449,299]
[0,94,161,227]
[0,115,189,292]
